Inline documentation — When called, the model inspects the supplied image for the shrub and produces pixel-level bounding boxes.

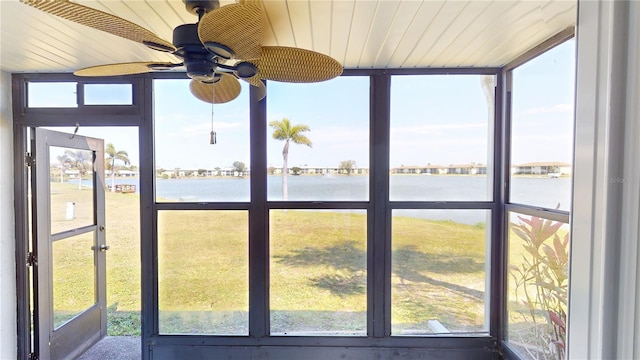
[509,215,569,360]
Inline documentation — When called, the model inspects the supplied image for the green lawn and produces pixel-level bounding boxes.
[50,182,490,336]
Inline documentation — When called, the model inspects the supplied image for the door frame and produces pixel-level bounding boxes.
[12,74,147,360]
[33,128,107,360]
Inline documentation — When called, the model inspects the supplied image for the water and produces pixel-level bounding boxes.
[96,175,572,224]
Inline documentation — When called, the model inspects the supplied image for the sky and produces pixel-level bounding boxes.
[32,40,575,170]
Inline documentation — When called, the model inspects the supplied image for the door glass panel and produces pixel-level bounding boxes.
[50,146,95,234]
[52,232,97,329]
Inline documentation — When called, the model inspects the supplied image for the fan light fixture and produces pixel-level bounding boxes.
[21,0,344,104]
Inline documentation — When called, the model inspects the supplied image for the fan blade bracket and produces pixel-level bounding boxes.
[203,42,235,60]
[234,62,258,79]
[74,62,181,77]
[184,0,220,16]
[143,41,176,53]
[148,63,183,71]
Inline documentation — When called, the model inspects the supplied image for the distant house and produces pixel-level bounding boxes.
[419,165,447,174]
[391,164,486,175]
[392,165,422,174]
[269,166,367,175]
[117,170,138,177]
[446,164,487,175]
[64,169,80,178]
[161,170,175,178]
[512,162,572,175]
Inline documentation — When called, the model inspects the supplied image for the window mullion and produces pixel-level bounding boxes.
[249,82,268,337]
[369,74,391,338]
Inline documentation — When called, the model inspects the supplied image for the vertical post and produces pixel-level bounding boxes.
[369,74,391,337]
[249,81,268,337]
[492,70,506,341]
[11,83,28,360]
[139,77,155,360]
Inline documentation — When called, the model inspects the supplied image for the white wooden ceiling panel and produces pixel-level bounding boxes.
[329,0,355,66]
[93,1,160,34]
[448,1,535,67]
[166,0,195,24]
[342,1,378,68]
[454,3,541,66]
[357,0,401,68]
[402,0,471,68]
[2,30,75,69]
[422,1,494,67]
[308,0,332,56]
[262,1,294,46]
[106,1,180,42]
[285,0,313,49]
[0,0,577,74]
[382,1,444,68]
[369,1,422,68]
[24,12,120,63]
[426,1,509,67]
[8,5,119,66]
[474,1,575,66]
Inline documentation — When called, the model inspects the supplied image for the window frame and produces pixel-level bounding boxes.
[11,29,576,357]
[152,68,502,357]
[500,29,575,359]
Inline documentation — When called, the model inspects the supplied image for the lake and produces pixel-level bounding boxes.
[99,175,572,224]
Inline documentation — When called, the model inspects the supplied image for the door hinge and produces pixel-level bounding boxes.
[25,153,35,167]
[28,352,38,360]
[27,252,37,267]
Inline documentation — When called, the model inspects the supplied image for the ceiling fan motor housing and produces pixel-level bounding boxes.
[183,0,220,16]
[173,23,216,81]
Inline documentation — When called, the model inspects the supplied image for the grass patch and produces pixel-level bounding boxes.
[50,182,490,336]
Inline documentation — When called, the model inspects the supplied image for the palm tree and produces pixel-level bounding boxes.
[269,118,312,200]
[105,143,130,192]
[59,150,92,190]
[56,155,69,183]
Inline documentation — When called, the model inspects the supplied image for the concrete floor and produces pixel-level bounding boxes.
[77,336,141,360]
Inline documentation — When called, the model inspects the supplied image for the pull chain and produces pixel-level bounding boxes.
[210,89,216,144]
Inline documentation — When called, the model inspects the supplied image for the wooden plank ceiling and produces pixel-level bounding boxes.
[0,0,576,74]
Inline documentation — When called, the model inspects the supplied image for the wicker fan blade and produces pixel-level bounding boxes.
[21,0,175,52]
[241,76,266,100]
[198,3,262,60]
[74,62,179,77]
[189,74,241,104]
[255,46,343,83]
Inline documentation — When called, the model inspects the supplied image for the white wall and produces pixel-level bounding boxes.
[569,1,640,359]
[0,71,17,358]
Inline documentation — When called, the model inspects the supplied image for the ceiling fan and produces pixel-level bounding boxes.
[21,0,344,104]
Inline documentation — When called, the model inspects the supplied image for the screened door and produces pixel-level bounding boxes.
[33,128,107,360]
